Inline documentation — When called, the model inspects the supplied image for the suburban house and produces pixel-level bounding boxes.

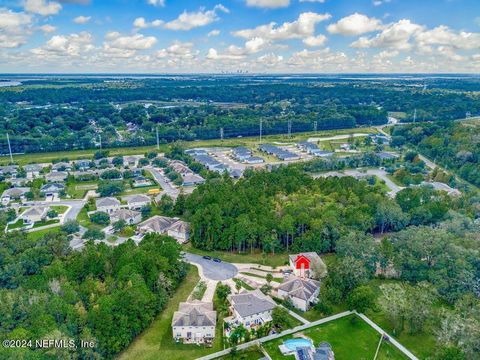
[0,165,19,178]
[137,215,179,234]
[124,156,138,167]
[1,187,30,205]
[96,197,121,214]
[20,206,49,224]
[75,159,92,171]
[169,160,191,175]
[46,171,68,183]
[40,183,65,198]
[232,147,264,164]
[182,173,205,186]
[137,216,191,243]
[132,176,152,187]
[52,162,72,172]
[289,252,326,279]
[167,220,190,243]
[124,194,151,210]
[226,289,276,329]
[110,209,141,225]
[24,164,43,179]
[172,300,217,345]
[277,277,321,311]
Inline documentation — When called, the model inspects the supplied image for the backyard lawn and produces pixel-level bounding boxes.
[262,314,406,360]
[118,266,224,360]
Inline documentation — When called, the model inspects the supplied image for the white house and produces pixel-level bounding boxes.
[110,209,141,225]
[1,187,29,205]
[95,197,121,214]
[24,164,43,179]
[20,206,49,224]
[40,183,65,198]
[137,215,179,234]
[45,171,68,183]
[172,300,217,345]
[167,220,190,243]
[227,289,276,329]
[124,194,151,210]
[277,276,321,311]
[51,162,72,172]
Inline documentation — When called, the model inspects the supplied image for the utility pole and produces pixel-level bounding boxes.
[466,111,471,119]
[99,134,102,149]
[156,126,160,150]
[413,109,417,123]
[220,127,224,141]
[259,119,263,142]
[287,119,292,138]
[314,121,317,132]
[6,132,13,164]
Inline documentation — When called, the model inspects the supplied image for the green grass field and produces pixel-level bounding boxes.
[262,315,406,360]
[1,127,380,166]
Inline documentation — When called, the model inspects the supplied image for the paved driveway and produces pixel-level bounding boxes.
[184,253,238,281]
[145,167,179,199]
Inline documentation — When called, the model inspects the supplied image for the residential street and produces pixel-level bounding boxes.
[145,166,179,199]
[23,199,85,222]
[184,253,238,281]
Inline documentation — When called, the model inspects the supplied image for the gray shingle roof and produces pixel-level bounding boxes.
[138,215,179,233]
[96,197,120,207]
[228,289,276,318]
[172,300,216,327]
[278,277,320,301]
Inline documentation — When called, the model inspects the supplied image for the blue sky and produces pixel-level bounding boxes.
[1,0,479,73]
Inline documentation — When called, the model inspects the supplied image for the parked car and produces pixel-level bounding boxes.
[213,258,221,263]
[202,255,212,260]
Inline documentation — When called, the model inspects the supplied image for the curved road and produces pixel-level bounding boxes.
[184,253,238,281]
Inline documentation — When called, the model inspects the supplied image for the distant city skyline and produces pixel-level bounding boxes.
[1,0,479,73]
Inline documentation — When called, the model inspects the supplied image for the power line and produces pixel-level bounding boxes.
[6,133,13,164]
[156,126,160,150]
[314,121,317,132]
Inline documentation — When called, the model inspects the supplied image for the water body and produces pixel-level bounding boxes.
[0,81,21,87]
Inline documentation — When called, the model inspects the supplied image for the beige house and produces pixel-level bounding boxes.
[96,197,121,214]
[110,209,141,225]
[226,289,276,330]
[167,220,190,243]
[137,216,190,243]
[124,194,151,210]
[277,276,320,311]
[46,171,68,183]
[1,187,29,205]
[172,300,217,344]
[20,206,49,224]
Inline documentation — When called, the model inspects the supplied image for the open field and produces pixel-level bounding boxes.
[261,314,407,360]
[0,127,380,166]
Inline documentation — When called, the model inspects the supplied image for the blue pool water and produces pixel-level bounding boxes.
[283,338,313,351]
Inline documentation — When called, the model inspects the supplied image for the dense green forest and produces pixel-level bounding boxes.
[1,75,479,154]
[0,232,186,359]
[391,121,480,187]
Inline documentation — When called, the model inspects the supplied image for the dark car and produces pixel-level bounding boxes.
[202,255,212,260]
[213,258,221,263]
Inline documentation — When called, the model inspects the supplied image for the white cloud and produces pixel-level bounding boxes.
[415,25,480,50]
[148,0,165,6]
[0,8,33,48]
[157,41,198,59]
[257,53,283,67]
[299,0,325,2]
[351,19,423,50]
[245,0,290,8]
[39,24,56,33]
[208,29,220,37]
[373,0,391,6]
[234,12,331,41]
[24,0,62,16]
[104,32,157,50]
[164,4,229,31]
[31,31,94,57]
[303,34,327,47]
[73,15,91,24]
[327,13,383,36]
[133,17,163,29]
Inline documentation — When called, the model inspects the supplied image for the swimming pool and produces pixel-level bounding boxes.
[283,338,313,351]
